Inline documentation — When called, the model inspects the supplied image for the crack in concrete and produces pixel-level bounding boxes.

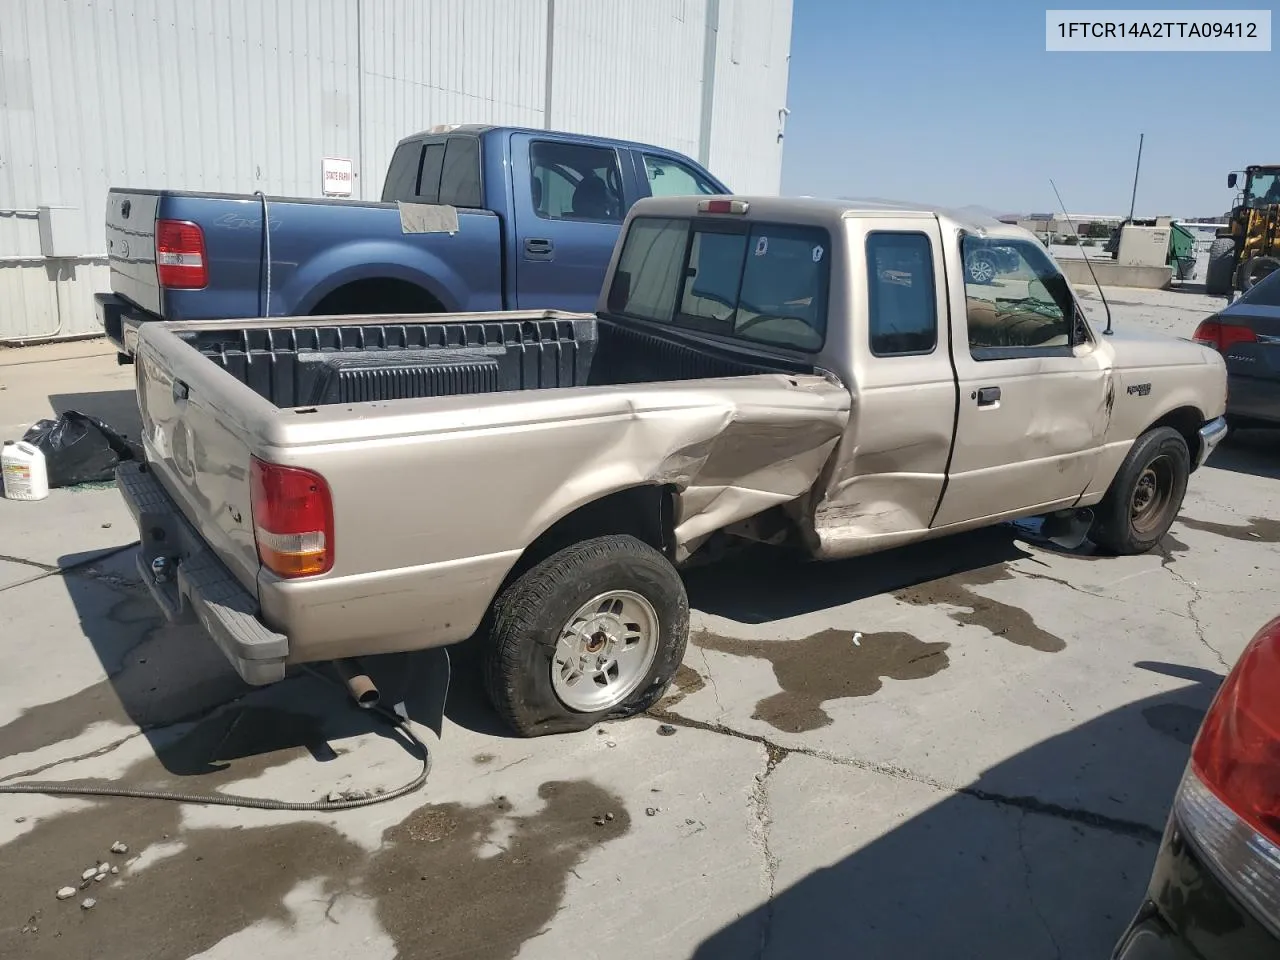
[648,707,1163,844]
[1158,546,1229,670]
[1014,568,1125,605]
[0,553,59,572]
[1017,810,1064,960]
[0,730,145,784]
[0,542,140,595]
[748,743,784,960]
[698,646,727,719]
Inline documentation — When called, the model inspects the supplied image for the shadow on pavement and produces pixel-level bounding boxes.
[1207,428,1280,481]
[684,525,1034,624]
[691,661,1223,960]
[48,389,143,442]
[0,546,453,779]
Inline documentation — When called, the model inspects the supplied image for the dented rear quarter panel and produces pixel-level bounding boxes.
[136,316,849,663]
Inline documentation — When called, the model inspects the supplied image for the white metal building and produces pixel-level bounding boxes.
[0,0,793,342]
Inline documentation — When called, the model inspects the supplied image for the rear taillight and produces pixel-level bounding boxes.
[155,219,208,289]
[1191,318,1257,352]
[1177,615,1280,933]
[249,458,334,578]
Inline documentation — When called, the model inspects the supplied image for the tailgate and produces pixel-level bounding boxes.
[106,190,162,315]
[134,327,262,595]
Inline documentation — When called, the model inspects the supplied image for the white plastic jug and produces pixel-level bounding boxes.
[1,440,50,501]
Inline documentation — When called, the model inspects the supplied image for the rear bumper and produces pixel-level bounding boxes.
[1196,416,1228,468]
[116,460,289,685]
[95,292,159,356]
[1225,372,1280,426]
[1112,817,1279,960]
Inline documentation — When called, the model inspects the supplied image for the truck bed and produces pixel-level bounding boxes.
[177,312,813,408]
[129,308,848,674]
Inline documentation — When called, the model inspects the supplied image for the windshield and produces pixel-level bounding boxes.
[1244,171,1280,208]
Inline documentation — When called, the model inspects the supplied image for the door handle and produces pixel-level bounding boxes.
[975,386,1001,406]
[524,237,554,261]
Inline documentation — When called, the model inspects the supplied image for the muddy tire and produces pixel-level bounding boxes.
[1090,427,1190,555]
[1238,255,1280,293]
[1204,238,1237,296]
[483,535,689,737]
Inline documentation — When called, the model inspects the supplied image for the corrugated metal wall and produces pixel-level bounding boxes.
[0,0,792,342]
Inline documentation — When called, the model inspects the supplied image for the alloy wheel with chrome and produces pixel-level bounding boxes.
[483,534,690,737]
[553,591,660,712]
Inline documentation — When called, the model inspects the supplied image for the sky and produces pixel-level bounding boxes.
[779,0,1278,217]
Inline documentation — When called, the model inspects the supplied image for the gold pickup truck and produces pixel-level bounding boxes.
[116,196,1227,736]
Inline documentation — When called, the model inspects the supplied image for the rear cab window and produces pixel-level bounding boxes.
[609,216,831,352]
[381,136,481,207]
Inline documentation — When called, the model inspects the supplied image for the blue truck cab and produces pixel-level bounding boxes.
[98,125,728,356]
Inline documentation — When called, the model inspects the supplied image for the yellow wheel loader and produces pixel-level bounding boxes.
[1205,165,1280,296]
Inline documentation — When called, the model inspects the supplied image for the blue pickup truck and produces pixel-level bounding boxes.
[97,125,728,357]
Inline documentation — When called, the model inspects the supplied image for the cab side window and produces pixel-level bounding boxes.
[530,142,625,222]
[643,155,720,197]
[865,232,937,356]
[962,237,1078,359]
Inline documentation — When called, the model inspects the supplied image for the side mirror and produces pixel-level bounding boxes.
[607,271,631,313]
[1228,173,1238,189]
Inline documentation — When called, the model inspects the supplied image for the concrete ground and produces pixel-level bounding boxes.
[1,287,1277,960]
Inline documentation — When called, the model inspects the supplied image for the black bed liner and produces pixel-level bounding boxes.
[180,315,811,408]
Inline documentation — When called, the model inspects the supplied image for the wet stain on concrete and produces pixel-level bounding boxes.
[1142,703,1206,746]
[694,628,950,733]
[2,708,629,960]
[1178,515,1280,544]
[0,716,363,960]
[894,566,1067,653]
[368,780,629,959]
[662,663,707,707]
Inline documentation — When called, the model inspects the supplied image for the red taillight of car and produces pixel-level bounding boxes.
[1176,615,1280,932]
[249,457,334,578]
[155,219,208,289]
[1191,318,1257,352]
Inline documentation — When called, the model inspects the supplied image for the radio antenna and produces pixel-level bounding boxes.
[1050,178,1113,336]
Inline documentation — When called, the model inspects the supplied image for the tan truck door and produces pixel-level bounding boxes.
[930,235,1112,529]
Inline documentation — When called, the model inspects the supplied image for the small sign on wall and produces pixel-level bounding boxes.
[322,157,354,197]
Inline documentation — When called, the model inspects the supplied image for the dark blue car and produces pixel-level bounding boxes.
[1193,269,1280,429]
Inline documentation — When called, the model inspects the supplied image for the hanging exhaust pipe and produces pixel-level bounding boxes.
[334,658,379,708]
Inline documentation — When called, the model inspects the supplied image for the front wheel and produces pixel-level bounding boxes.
[1090,427,1190,555]
[483,535,689,737]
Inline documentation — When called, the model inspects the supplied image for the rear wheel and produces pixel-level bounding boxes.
[1090,427,1190,555]
[1204,238,1237,296]
[1238,255,1280,293]
[483,535,688,737]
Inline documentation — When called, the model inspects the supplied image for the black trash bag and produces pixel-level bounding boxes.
[21,411,142,488]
